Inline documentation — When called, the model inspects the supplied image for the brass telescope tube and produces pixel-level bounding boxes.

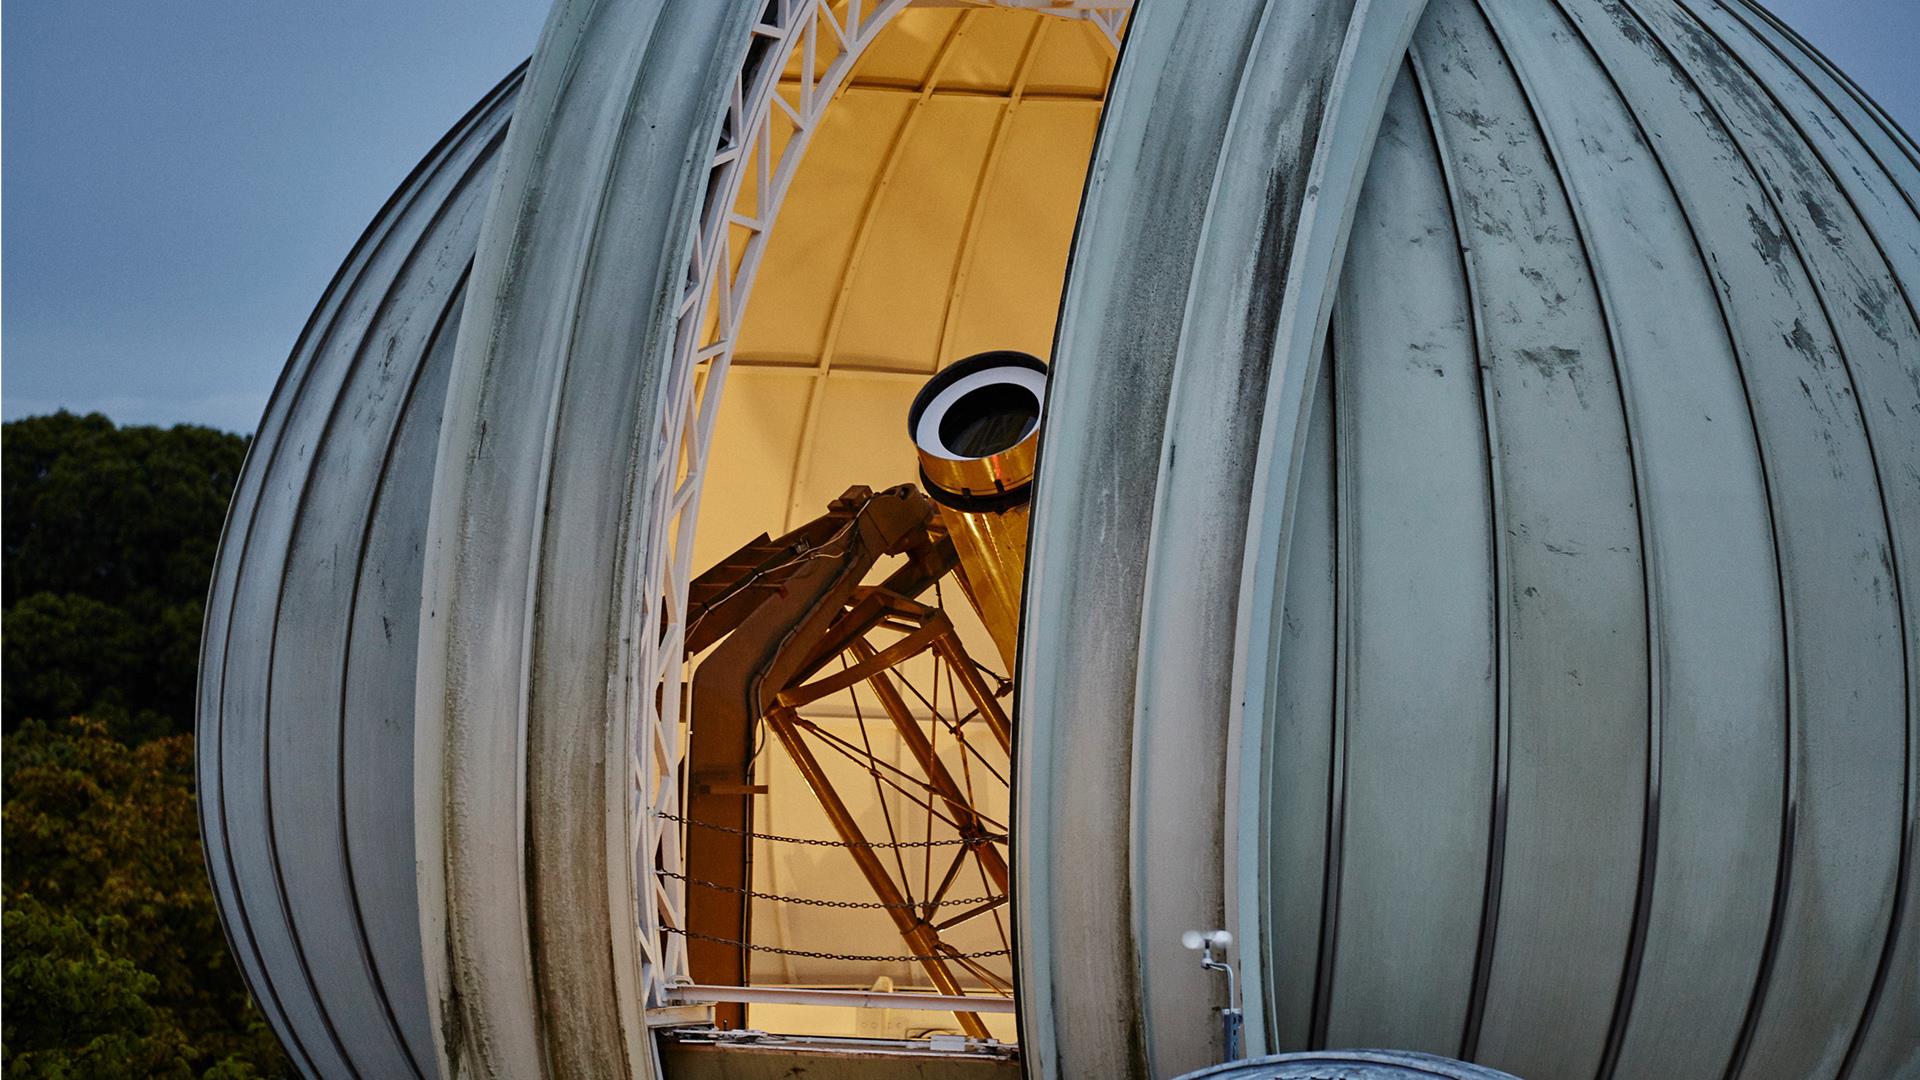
[908,350,1046,670]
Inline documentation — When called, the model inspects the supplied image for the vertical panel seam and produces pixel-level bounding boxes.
[505,6,687,1067]
[1602,5,1874,1076]
[336,257,487,1080]
[1010,10,1131,1068]
[1546,5,1796,1076]
[1641,5,1917,1073]
[206,73,518,1078]
[516,5,770,1070]
[1406,46,1509,1065]
[328,141,507,1080]
[1700,0,1920,296]
[1465,9,1662,1079]
[1307,334,1350,1050]
[1643,6,1912,1068]
[203,96,512,1068]
[264,116,511,1080]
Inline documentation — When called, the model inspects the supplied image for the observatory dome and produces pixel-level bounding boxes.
[199,0,1918,1078]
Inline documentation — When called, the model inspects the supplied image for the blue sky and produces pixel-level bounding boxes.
[4,1,1918,434]
[2,1,547,432]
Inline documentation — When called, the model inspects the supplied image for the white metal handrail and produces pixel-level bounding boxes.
[669,984,1020,1014]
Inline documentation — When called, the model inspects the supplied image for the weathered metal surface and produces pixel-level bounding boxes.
[1012,0,1273,1073]
[1029,0,1917,1077]
[195,67,521,1079]
[1020,0,1428,1072]
[413,1,766,1074]
[1415,8,1652,1071]
[1618,5,1919,1077]
[209,3,1091,1075]
[1469,4,1782,1074]
[1314,70,1494,1055]
[1140,0,1431,1070]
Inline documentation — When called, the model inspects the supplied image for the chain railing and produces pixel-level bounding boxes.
[665,927,1012,963]
[658,867,1003,910]
[655,811,1006,848]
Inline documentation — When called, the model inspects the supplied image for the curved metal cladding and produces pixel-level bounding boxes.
[195,69,521,1078]
[1021,1,1918,1078]
[412,2,769,1076]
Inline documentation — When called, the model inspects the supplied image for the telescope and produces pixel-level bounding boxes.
[908,350,1047,670]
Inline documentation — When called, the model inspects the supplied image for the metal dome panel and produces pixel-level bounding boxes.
[196,67,520,1078]
[1021,0,1917,1076]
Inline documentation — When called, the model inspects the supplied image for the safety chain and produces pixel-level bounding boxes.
[658,868,1002,911]
[655,810,1006,848]
[662,925,1012,963]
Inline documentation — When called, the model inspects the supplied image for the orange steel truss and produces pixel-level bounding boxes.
[677,487,1014,1037]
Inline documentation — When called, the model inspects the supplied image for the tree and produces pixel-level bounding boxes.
[4,896,199,1078]
[2,413,286,1076]
[3,718,285,1076]
[2,412,247,740]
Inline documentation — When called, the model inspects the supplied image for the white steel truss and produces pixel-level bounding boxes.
[925,0,1127,47]
[628,0,1126,1022]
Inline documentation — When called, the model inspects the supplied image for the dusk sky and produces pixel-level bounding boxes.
[5,1,1918,434]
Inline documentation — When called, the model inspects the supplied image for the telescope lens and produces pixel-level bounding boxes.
[938,382,1041,459]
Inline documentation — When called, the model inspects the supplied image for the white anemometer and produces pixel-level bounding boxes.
[1183,929,1243,1063]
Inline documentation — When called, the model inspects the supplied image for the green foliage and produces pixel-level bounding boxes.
[4,718,285,1076]
[2,414,286,1076]
[3,411,246,609]
[4,897,198,1078]
[2,412,247,740]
